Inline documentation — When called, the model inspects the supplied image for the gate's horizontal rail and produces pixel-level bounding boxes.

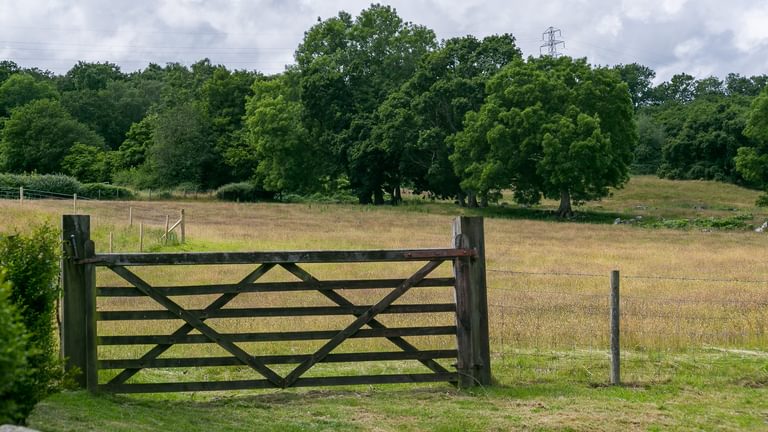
[99,349,459,369]
[98,325,457,345]
[98,277,456,297]
[80,248,474,266]
[100,373,459,393]
[97,303,456,321]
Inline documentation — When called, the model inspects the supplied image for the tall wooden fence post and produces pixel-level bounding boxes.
[61,215,97,390]
[19,186,23,206]
[610,269,621,385]
[452,216,491,387]
[128,206,133,227]
[164,215,170,245]
[73,193,78,214]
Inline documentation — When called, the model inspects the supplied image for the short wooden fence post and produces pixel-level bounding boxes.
[180,209,185,243]
[128,206,133,227]
[164,215,170,245]
[61,215,98,391]
[452,216,491,388]
[19,186,23,206]
[73,193,78,214]
[139,223,144,252]
[610,270,621,385]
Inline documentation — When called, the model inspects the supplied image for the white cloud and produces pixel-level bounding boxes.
[0,0,766,82]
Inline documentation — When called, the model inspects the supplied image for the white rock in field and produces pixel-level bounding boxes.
[613,218,622,225]
[756,221,768,233]
[0,426,40,432]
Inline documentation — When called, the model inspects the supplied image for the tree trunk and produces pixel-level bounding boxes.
[457,191,467,207]
[558,189,573,218]
[468,192,479,208]
[373,188,384,205]
[480,192,488,208]
[390,185,402,206]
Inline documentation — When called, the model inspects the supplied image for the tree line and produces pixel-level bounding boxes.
[1,4,767,214]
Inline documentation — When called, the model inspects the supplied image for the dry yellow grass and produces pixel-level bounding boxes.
[2,195,767,384]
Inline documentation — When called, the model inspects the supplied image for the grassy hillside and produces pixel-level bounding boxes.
[1,176,767,431]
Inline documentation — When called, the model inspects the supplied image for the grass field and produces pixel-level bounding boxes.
[2,175,768,431]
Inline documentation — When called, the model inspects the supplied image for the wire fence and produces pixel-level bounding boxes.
[487,267,768,381]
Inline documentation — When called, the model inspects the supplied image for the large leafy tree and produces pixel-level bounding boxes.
[244,70,319,193]
[148,102,214,188]
[0,73,58,117]
[296,4,437,203]
[0,99,104,174]
[451,56,636,217]
[735,86,768,191]
[613,63,656,109]
[371,34,522,204]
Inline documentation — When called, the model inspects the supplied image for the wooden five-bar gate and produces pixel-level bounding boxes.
[61,215,491,393]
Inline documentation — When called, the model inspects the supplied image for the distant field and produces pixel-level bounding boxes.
[2,175,768,431]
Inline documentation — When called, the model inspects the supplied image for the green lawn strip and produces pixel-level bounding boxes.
[28,350,768,431]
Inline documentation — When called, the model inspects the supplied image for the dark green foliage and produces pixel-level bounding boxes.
[149,102,214,188]
[61,143,115,183]
[116,114,156,170]
[0,173,82,195]
[0,73,59,116]
[60,80,154,149]
[735,86,768,186]
[0,270,31,424]
[632,113,664,174]
[372,34,523,203]
[78,183,134,200]
[656,96,751,182]
[451,56,636,216]
[59,61,124,92]
[614,63,656,108]
[0,224,63,423]
[0,99,104,174]
[244,71,318,193]
[214,182,275,202]
[296,4,437,204]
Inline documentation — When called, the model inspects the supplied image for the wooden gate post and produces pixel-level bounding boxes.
[61,215,98,390]
[452,216,491,387]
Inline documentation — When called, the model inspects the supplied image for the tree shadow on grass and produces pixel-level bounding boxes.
[478,205,629,225]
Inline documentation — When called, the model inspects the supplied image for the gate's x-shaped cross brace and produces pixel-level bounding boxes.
[107,260,447,388]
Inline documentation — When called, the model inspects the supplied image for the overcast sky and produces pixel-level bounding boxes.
[2,0,767,83]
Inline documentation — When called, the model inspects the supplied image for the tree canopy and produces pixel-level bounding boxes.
[451,56,636,216]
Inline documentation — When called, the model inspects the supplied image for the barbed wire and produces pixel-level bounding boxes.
[488,268,768,284]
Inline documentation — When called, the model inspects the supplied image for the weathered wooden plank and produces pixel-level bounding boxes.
[99,349,459,369]
[108,265,284,387]
[80,248,474,266]
[107,264,275,385]
[98,277,456,297]
[453,216,492,387]
[281,263,452,375]
[98,326,458,345]
[100,373,458,393]
[97,303,456,321]
[282,260,444,387]
[83,240,98,392]
[61,214,91,389]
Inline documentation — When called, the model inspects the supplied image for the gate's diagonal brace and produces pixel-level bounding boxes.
[109,265,284,387]
[280,263,450,375]
[108,264,275,385]
[282,260,444,388]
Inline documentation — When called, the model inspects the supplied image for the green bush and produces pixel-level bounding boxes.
[0,224,63,423]
[0,172,82,195]
[756,194,768,207]
[0,270,31,425]
[79,183,134,200]
[215,182,275,202]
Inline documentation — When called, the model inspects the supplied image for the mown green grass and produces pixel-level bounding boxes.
[28,350,768,431]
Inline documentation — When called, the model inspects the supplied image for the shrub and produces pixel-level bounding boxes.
[0,172,82,195]
[215,182,275,202]
[0,270,31,425]
[756,194,768,207]
[79,183,134,200]
[0,224,63,422]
